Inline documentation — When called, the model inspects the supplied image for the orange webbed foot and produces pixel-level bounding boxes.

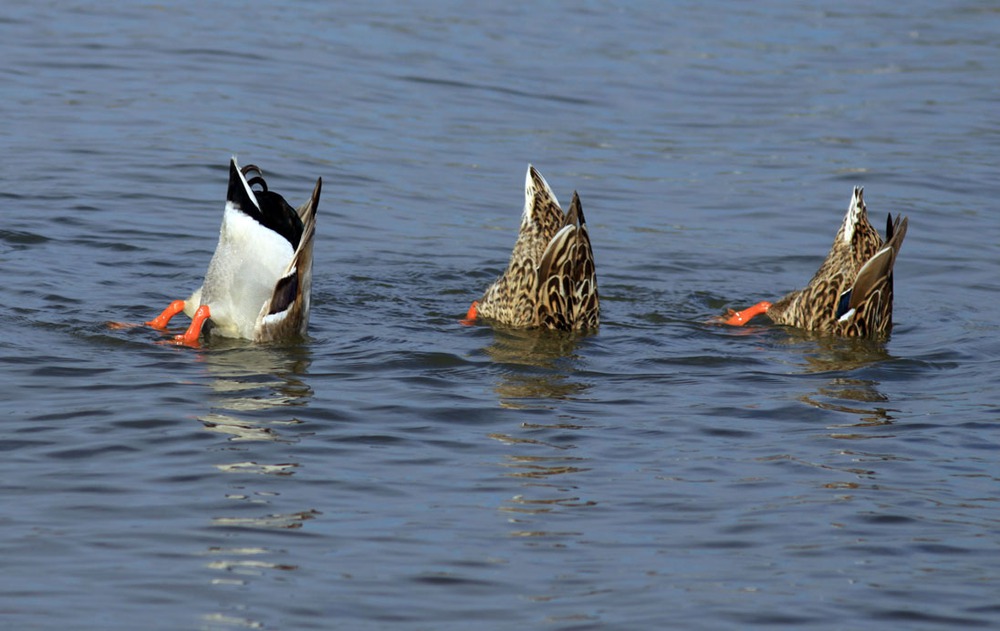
[459,301,479,326]
[147,300,187,330]
[107,321,142,330]
[171,304,210,347]
[721,301,772,326]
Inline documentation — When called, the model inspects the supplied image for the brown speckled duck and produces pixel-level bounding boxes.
[464,165,599,331]
[146,157,320,345]
[725,186,907,337]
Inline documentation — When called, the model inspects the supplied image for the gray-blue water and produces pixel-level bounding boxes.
[2,2,999,629]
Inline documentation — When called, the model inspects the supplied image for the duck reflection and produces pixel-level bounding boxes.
[746,331,904,497]
[491,420,595,540]
[193,340,316,626]
[196,340,313,442]
[482,327,592,407]
[782,331,898,437]
[779,329,893,375]
[475,329,598,539]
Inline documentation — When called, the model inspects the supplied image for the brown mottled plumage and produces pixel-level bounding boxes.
[472,166,599,331]
[733,187,907,338]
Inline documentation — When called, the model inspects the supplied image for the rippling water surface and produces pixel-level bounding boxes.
[2,2,999,629]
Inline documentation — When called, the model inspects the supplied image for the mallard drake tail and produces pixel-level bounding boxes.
[147,158,321,345]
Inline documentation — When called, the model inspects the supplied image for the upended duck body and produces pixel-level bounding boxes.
[725,187,907,338]
[465,165,599,331]
[148,158,320,345]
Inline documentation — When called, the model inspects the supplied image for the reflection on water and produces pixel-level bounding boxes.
[779,329,893,375]
[482,328,593,406]
[197,342,313,442]
[776,331,898,436]
[201,613,265,630]
[801,377,897,439]
[205,547,299,578]
[490,418,595,540]
[479,329,597,537]
[211,510,320,530]
[194,341,315,629]
[214,461,300,476]
[768,332,904,496]
[500,454,591,479]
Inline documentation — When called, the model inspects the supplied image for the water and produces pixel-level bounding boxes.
[2,2,999,629]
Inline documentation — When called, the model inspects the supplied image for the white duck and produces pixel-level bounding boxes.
[147,157,320,345]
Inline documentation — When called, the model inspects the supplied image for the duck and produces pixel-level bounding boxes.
[464,165,599,331]
[147,157,321,345]
[724,186,907,337]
